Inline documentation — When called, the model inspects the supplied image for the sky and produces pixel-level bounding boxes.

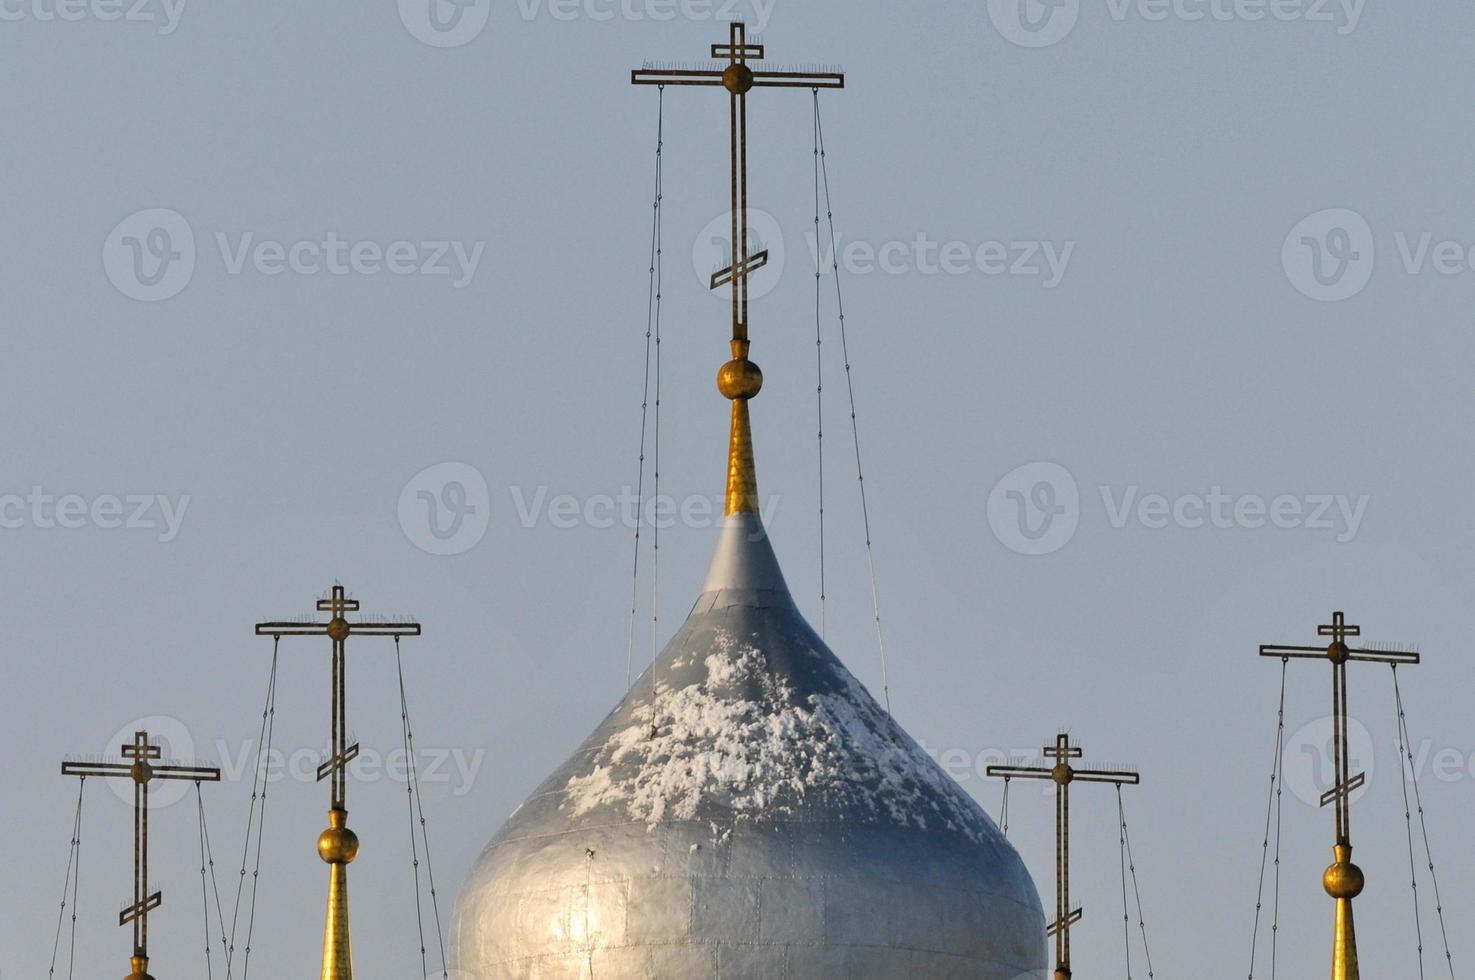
[4,0,1475,977]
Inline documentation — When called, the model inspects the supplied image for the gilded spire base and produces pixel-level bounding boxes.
[125,954,155,980]
[1324,842,1363,980]
[319,808,358,980]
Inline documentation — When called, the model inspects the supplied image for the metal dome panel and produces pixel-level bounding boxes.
[453,516,1046,978]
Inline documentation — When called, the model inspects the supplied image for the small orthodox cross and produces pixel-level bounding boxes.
[1260,611,1420,980]
[61,729,221,978]
[988,734,1140,980]
[256,584,421,812]
[632,22,842,353]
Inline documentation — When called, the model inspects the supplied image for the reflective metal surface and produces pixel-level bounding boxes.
[453,516,1046,978]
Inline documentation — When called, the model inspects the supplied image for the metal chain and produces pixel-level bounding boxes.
[48,776,84,980]
[1118,785,1155,978]
[198,780,233,977]
[813,90,891,714]
[812,94,827,639]
[229,640,279,978]
[1249,658,1288,979]
[398,637,450,979]
[645,85,666,730]
[1393,665,1456,979]
[626,85,664,691]
[1119,786,1133,979]
[999,777,1010,838]
[196,783,215,979]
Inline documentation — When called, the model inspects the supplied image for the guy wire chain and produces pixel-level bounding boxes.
[1118,784,1155,979]
[626,85,664,692]
[229,639,279,978]
[198,780,233,978]
[813,89,891,715]
[999,776,1010,838]
[398,636,450,979]
[812,92,827,639]
[646,87,666,730]
[1393,665,1456,979]
[48,776,84,980]
[1119,785,1134,979]
[1394,664,1428,979]
[1248,658,1287,980]
[196,783,213,979]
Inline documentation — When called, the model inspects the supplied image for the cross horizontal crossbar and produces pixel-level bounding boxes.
[1320,772,1367,808]
[1072,769,1141,785]
[986,765,1052,780]
[60,761,220,782]
[119,891,162,926]
[710,250,769,290]
[316,743,361,782]
[255,621,422,637]
[1047,908,1083,937]
[711,42,764,59]
[1260,644,1421,665]
[630,69,844,89]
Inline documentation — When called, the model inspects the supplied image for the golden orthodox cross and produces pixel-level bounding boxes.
[988,734,1140,980]
[256,584,421,811]
[61,729,221,980]
[1260,610,1420,980]
[256,584,421,980]
[632,23,842,515]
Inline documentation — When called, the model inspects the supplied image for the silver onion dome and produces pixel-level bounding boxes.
[452,514,1046,978]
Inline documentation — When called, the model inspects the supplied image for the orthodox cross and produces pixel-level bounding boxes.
[632,23,843,516]
[1260,610,1420,980]
[61,729,221,980]
[256,584,420,980]
[988,734,1140,980]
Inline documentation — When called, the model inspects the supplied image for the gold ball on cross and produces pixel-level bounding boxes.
[319,811,360,865]
[717,358,763,400]
[327,617,350,642]
[1323,858,1364,899]
[723,63,754,94]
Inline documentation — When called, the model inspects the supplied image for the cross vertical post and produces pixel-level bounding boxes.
[61,729,221,980]
[987,734,1140,980]
[257,584,421,980]
[632,24,843,516]
[1260,611,1420,980]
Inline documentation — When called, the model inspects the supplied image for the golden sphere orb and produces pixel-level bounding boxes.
[722,63,754,94]
[130,760,151,784]
[1051,763,1073,786]
[327,617,351,642]
[1327,640,1349,664]
[1323,859,1365,899]
[717,359,763,400]
[318,824,360,864]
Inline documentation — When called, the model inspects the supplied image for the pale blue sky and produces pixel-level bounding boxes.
[5,1,1475,976]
